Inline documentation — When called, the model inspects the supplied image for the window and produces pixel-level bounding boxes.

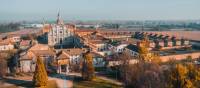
[60,38,63,44]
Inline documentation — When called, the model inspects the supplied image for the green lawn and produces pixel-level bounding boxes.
[74,77,123,88]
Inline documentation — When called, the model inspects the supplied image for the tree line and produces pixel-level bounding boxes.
[0,23,21,33]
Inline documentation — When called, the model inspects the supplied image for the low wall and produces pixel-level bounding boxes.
[160,52,200,62]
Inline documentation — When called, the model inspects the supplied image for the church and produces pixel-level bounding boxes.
[42,12,76,48]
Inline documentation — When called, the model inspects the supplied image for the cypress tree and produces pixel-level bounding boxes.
[33,57,48,87]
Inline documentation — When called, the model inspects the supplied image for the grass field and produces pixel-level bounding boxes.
[74,77,123,88]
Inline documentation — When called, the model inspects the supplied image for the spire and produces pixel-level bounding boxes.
[42,18,46,25]
[56,11,64,25]
[57,11,60,19]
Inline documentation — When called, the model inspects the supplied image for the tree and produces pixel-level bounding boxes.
[186,63,200,87]
[186,55,193,62]
[118,52,132,83]
[166,64,197,88]
[184,79,194,88]
[163,63,200,88]
[0,51,18,78]
[0,58,7,78]
[121,61,164,88]
[170,64,188,88]
[82,51,95,81]
[118,52,164,88]
[0,23,20,33]
[138,36,149,61]
[138,35,160,62]
[33,57,48,87]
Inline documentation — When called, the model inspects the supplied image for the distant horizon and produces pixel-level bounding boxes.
[1,0,200,22]
[1,13,200,23]
[1,18,200,24]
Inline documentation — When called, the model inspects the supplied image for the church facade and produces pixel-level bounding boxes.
[42,12,76,47]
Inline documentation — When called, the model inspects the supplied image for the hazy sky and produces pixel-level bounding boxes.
[0,0,200,21]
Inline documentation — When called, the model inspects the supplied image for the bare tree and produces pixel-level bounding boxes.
[117,51,165,88]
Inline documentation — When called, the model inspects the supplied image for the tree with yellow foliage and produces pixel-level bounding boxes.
[33,57,48,87]
[138,35,160,63]
[166,64,200,88]
[138,35,149,61]
[82,51,95,81]
[186,63,200,87]
[170,64,188,88]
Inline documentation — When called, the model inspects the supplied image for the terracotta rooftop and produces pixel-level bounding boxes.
[89,40,107,44]
[29,44,50,51]
[90,52,105,58]
[42,24,52,33]
[0,39,12,46]
[75,29,96,32]
[31,50,56,56]
[83,34,106,41]
[109,40,129,46]
[57,51,69,60]
[20,40,31,46]
[62,48,87,56]
[9,33,21,37]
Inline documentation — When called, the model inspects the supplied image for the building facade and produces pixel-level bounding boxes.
[43,12,75,47]
[0,40,14,51]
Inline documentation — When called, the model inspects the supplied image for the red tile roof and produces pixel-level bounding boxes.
[20,40,31,46]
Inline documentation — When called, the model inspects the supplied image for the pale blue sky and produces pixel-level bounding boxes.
[0,0,200,21]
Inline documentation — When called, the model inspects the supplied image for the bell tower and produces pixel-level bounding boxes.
[56,11,64,25]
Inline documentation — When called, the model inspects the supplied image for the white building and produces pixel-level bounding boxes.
[43,12,75,47]
[108,42,128,54]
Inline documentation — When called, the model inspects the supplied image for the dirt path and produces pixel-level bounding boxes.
[1,74,74,88]
[49,74,73,88]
